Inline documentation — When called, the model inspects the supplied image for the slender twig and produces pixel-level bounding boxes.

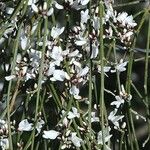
[99,1,106,149]
[125,9,148,150]
[144,12,150,142]
[6,23,23,150]
[30,17,48,150]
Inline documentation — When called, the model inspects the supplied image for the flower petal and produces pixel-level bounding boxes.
[43,130,60,139]
[18,119,33,131]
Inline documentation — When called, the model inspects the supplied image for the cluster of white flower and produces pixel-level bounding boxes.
[0,120,9,150]
[104,1,137,46]
[0,0,139,149]
[108,85,132,129]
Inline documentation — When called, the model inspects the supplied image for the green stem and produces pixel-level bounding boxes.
[113,39,121,93]
[144,12,150,140]
[125,9,148,150]
[6,23,23,150]
[31,17,48,150]
[119,131,125,150]
[99,1,106,149]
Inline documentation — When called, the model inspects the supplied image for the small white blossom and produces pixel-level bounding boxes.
[0,120,8,131]
[92,15,100,30]
[81,9,90,24]
[54,1,64,9]
[75,38,87,46]
[111,96,124,108]
[111,59,127,73]
[78,66,89,77]
[91,112,99,122]
[36,119,45,133]
[50,46,63,65]
[50,70,70,81]
[31,4,39,13]
[98,66,111,74]
[68,50,80,57]
[51,26,65,39]
[5,75,16,81]
[28,0,37,5]
[43,130,60,139]
[79,0,90,5]
[20,35,28,50]
[108,109,124,128]
[70,132,83,147]
[47,7,54,16]
[67,107,80,119]
[90,43,99,58]
[69,85,81,99]
[18,119,33,131]
[97,127,112,145]
[0,138,9,150]
[117,12,137,28]
[6,7,14,15]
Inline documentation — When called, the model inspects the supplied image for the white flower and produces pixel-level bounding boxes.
[43,2,47,10]
[28,0,38,13]
[20,35,28,50]
[69,85,81,99]
[28,0,37,5]
[75,38,87,46]
[111,59,127,73]
[70,132,83,147]
[54,1,64,9]
[105,8,115,22]
[68,50,80,57]
[31,22,38,34]
[97,127,112,145]
[5,75,16,81]
[63,117,68,127]
[3,27,14,38]
[47,63,55,76]
[50,46,63,65]
[47,7,54,16]
[116,61,127,72]
[117,12,128,25]
[51,26,65,39]
[36,119,45,133]
[78,66,89,77]
[79,0,90,5]
[98,66,111,74]
[90,43,99,58]
[123,31,133,41]
[111,96,124,108]
[67,107,80,119]
[108,109,124,128]
[117,12,137,28]
[105,27,113,39]
[50,70,70,81]
[92,16,100,30]
[0,119,7,131]
[31,4,39,13]
[125,15,137,28]
[0,138,9,150]
[81,9,90,24]
[6,7,14,15]
[91,112,99,122]
[18,119,33,131]
[43,130,60,139]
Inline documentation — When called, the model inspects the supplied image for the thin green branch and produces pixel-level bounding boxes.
[99,1,106,149]
[30,17,48,150]
[144,12,150,141]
